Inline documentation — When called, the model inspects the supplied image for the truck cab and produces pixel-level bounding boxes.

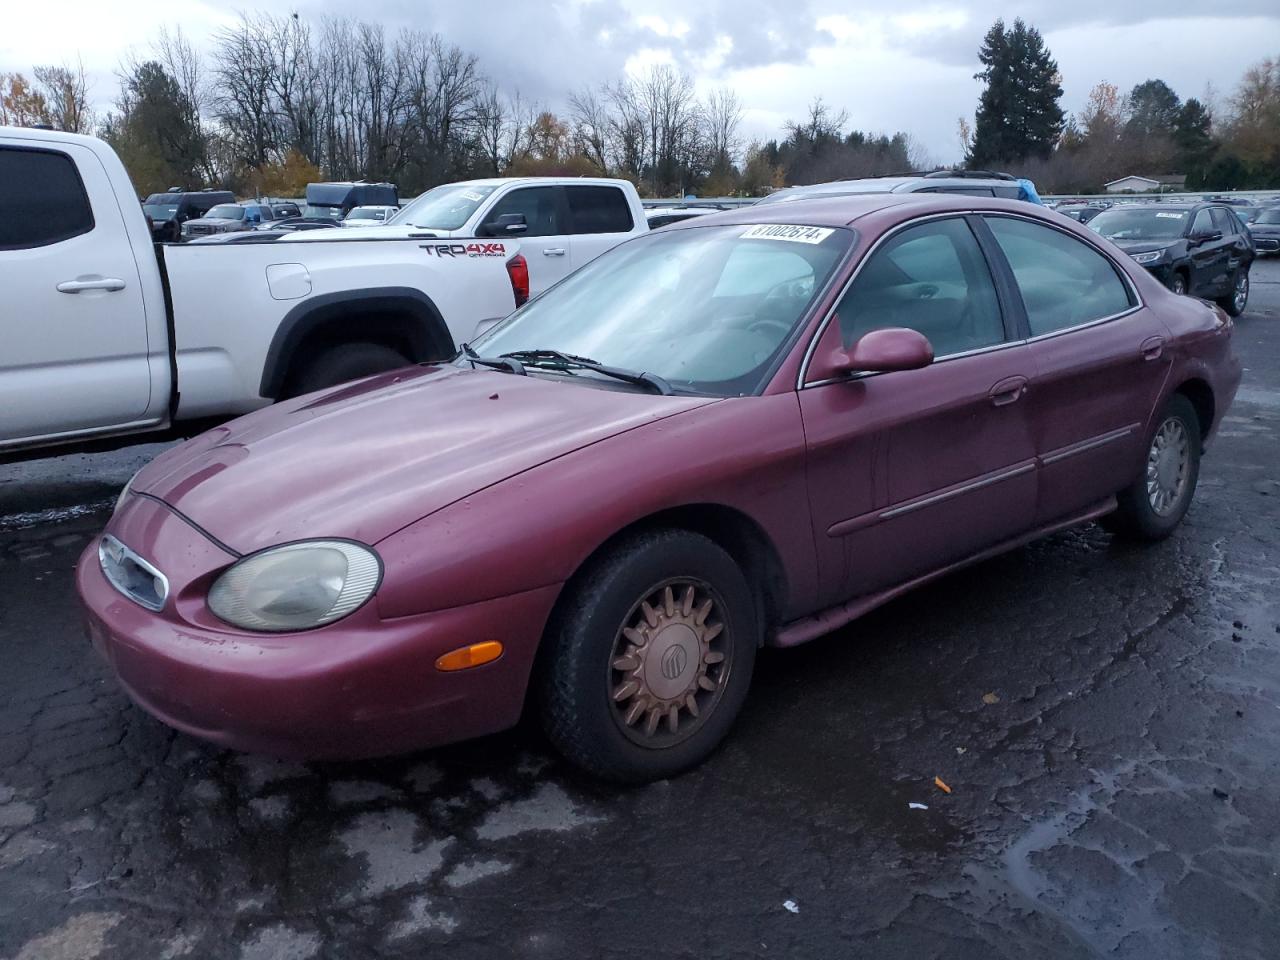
[383,177,648,295]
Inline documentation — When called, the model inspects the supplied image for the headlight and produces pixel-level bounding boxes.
[208,540,382,632]
[1130,250,1164,265]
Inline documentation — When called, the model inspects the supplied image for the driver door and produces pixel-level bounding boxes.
[483,186,572,296]
[799,215,1038,607]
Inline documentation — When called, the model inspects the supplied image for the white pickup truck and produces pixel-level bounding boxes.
[1,127,528,459]
[365,176,649,296]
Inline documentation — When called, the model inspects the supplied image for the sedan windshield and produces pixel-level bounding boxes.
[391,184,497,229]
[143,203,179,220]
[206,205,245,221]
[1089,208,1187,241]
[470,223,852,396]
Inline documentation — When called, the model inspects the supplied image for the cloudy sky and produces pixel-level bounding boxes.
[4,0,1278,163]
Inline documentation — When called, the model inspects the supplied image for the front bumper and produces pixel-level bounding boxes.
[76,498,560,760]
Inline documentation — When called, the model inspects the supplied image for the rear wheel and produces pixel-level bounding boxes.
[1103,394,1201,541]
[287,342,410,397]
[1217,268,1249,317]
[539,530,757,782]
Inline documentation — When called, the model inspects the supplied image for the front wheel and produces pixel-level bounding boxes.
[1103,394,1201,541]
[1168,272,1188,296]
[539,530,758,782]
[1217,268,1249,317]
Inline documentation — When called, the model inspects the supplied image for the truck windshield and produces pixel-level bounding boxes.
[206,205,245,221]
[469,223,853,396]
[392,184,497,230]
[143,204,179,220]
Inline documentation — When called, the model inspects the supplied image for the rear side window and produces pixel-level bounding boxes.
[0,146,94,249]
[836,217,1005,358]
[565,185,634,234]
[985,216,1133,336]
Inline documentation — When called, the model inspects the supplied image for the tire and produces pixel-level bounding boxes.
[539,529,758,782]
[1103,394,1201,541]
[287,342,410,397]
[1168,271,1188,296]
[1217,268,1249,317]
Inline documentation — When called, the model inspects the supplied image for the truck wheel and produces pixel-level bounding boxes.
[287,343,410,397]
[1102,394,1201,541]
[539,529,758,783]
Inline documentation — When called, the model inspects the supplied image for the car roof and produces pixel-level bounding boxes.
[762,174,1019,203]
[661,193,1048,231]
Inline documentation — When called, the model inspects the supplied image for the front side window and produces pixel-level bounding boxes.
[1190,209,1215,236]
[565,185,634,233]
[470,223,852,396]
[0,146,94,249]
[986,216,1133,336]
[487,187,563,238]
[835,217,1005,358]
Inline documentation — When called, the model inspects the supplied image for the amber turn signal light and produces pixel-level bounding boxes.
[435,641,504,672]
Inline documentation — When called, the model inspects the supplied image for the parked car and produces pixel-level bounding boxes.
[382,177,649,295]
[181,202,276,239]
[78,193,1240,781]
[142,189,235,242]
[757,171,1042,206]
[1248,206,1280,254]
[645,205,727,229]
[0,126,524,459]
[1088,202,1254,314]
[269,201,301,219]
[341,205,399,226]
[272,181,399,230]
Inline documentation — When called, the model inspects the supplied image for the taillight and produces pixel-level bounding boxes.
[506,254,530,307]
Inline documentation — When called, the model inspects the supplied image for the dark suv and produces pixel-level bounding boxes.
[141,190,235,242]
[1088,202,1254,315]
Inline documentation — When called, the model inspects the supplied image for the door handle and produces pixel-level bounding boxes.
[989,375,1028,407]
[1140,336,1165,361]
[57,278,126,294]
[542,248,566,257]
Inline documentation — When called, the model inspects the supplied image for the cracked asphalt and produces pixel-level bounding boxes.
[3,259,1279,960]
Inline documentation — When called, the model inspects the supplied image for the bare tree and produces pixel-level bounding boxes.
[568,87,612,172]
[33,61,92,133]
[702,87,743,170]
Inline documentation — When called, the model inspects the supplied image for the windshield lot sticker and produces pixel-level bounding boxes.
[740,224,834,244]
[1156,212,1185,219]
[421,242,507,258]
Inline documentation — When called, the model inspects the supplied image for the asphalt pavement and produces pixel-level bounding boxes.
[2,260,1279,960]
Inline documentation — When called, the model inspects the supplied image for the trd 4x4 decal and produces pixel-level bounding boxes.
[420,242,508,258]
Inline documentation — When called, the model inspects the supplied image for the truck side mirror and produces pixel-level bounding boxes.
[484,213,528,236]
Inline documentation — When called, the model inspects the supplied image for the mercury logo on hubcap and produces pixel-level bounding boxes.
[661,644,688,680]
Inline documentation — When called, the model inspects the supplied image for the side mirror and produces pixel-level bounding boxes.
[831,328,934,375]
[483,212,528,237]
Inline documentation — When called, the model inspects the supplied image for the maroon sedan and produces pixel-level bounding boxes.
[78,195,1241,781]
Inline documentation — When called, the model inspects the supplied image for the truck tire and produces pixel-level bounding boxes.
[287,343,411,398]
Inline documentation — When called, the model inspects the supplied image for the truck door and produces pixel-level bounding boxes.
[0,140,153,446]
[481,186,574,296]
[564,184,639,271]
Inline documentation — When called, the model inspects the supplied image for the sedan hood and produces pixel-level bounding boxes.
[131,365,715,553]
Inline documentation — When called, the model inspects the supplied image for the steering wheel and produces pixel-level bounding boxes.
[746,318,793,339]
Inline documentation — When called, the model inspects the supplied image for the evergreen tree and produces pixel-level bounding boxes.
[967,18,1064,169]
[1126,79,1182,139]
[1173,98,1217,187]
[101,62,207,194]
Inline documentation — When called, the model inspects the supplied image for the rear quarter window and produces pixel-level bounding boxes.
[0,146,95,249]
[566,185,634,234]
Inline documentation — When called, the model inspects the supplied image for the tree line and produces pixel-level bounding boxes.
[963,18,1280,192]
[1,13,1277,197]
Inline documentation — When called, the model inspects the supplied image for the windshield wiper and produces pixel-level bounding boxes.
[460,342,526,375]
[498,349,673,396]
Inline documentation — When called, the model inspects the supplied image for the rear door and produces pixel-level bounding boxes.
[484,185,572,295]
[0,140,153,445]
[564,184,638,270]
[1188,207,1229,295]
[981,214,1169,523]
[1211,206,1251,288]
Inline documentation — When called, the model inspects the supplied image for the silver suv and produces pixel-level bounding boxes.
[757,171,1038,206]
